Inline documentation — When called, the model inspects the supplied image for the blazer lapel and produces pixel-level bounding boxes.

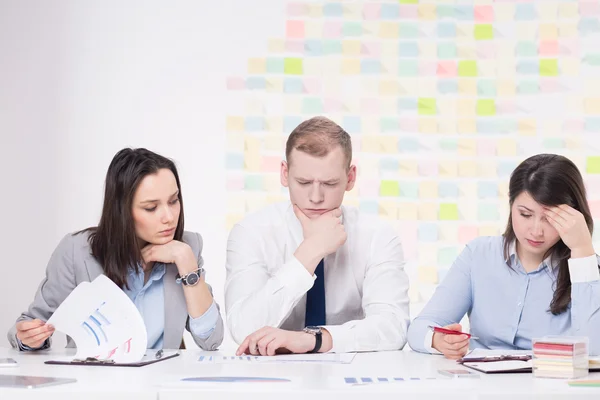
[163,264,187,349]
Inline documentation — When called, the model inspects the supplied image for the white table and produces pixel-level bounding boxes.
[1,347,600,400]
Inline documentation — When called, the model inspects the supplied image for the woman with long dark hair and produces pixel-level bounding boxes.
[407,153,600,358]
[8,148,223,351]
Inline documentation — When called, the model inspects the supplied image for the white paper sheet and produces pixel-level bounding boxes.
[198,353,356,364]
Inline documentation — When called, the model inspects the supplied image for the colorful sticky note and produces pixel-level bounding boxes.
[439,182,459,198]
[585,98,600,114]
[378,201,398,220]
[439,203,460,220]
[515,3,536,20]
[437,23,456,38]
[477,99,496,116]
[226,116,244,132]
[419,223,438,242]
[380,180,400,196]
[437,61,457,77]
[418,98,436,115]
[419,181,438,199]
[588,157,600,174]
[474,24,493,40]
[540,59,559,76]
[458,60,477,77]
[474,5,494,23]
[286,20,304,39]
[284,58,303,75]
[539,23,559,40]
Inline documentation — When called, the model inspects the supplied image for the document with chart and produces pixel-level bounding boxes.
[47,275,147,362]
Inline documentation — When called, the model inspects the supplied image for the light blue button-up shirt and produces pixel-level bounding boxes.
[408,236,600,355]
[123,264,219,349]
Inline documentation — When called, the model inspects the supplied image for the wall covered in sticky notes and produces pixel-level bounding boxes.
[226,0,600,309]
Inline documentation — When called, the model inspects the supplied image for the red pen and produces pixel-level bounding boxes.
[428,326,479,340]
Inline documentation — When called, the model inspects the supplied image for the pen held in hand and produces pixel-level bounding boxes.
[428,326,479,340]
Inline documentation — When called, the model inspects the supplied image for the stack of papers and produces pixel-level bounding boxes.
[533,338,588,379]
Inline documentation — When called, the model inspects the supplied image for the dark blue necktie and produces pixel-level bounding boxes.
[305,259,326,326]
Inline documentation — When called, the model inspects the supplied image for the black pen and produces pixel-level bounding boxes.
[155,349,163,360]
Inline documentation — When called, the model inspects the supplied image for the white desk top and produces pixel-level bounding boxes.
[1,347,600,400]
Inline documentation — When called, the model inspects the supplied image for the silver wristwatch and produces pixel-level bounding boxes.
[176,267,204,286]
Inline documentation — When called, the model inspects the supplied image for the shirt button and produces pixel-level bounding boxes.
[517,302,522,307]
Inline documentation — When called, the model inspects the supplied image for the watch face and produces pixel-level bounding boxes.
[304,326,321,334]
[185,273,200,286]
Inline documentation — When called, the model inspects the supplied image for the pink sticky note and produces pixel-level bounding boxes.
[477,139,497,157]
[539,40,559,56]
[287,3,308,17]
[586,177,600,196]
[419,61,437,76]
[399,119,419,132]
[359,180,380,197]
[590,200,600,218]
[418,160,438,176]
[285,40,304,53]
[361,98,380,114]
[303,78,321,94]
[226,77,245,90]
[399,5,418,19]
[362,42,381,57]
[563,119,584,133]
[363,3,381,20]
[399,222,418,259]
[540,79,563,93]
[286,20,305,39]
[496,100,518,114]
[324,98,343,113]
[226,176,244,191]
[559,40,580,56]
[476,42,496,59]
[436,61,458,77]
[352,137,361,152]
[323,21,342,38]
[474,5,494,22]
[261,156,281,173]
[458,225,478,244]
[580,1,600,16]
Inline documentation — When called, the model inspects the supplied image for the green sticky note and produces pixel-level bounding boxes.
[343,22,362,36]
[244,175,264,191]
[477,99,496,116]
[543,138,564,149]
[380,117,398,132]
[474,24,494,40]
[540,59,559,76]
[399,0,418,4]
[439,139,458,151]
[266,58,284,73]
[587,156,600,174]
[516,41,537,57]
[380,180,400,197]
[478,204,499,221]
[458,60,477,77]
[284,58,303,75]
[398,60,418,76]
[399,23,419,38]
[301,98,323,114]
[438,247,459,265]
[478,80,497,97]
[418,98,436,115]
[438,43,457,59]
[439,203,459,220]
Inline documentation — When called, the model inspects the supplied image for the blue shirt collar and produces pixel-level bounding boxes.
[505,239,558,271]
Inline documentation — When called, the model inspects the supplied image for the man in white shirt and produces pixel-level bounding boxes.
[225,116,410,355]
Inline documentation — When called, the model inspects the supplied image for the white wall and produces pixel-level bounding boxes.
[0,0,284,348]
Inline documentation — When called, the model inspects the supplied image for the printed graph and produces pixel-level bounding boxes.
[81,302,111,346]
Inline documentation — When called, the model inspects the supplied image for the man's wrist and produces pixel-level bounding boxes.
[294,239,325,274]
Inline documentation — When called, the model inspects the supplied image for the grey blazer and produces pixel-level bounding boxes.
[7,230,224,351]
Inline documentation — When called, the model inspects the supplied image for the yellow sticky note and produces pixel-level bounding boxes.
[378,22,399,39]
[458,61,478,77]
[458,139,477,156]
[476,99,496,116]
[498,181,509,199]
[540,59,559,77]
[267,194,286,205]
[418,98,437,115]
[437,99,456,116]
[341,58,361,75]
[380,41,398,58]
[439,203,459,221]
[307,3,322,17]
[380,59,399,76]
[379,79,400,96]
[584,80,600,96]
[418,118,438,134]
[478,61,497,77]
[559,22,578,38]
[558,3,579,18]
[494,4,514,22]
[567,96,583,114]
[398,203,418,220]
[458,119,477,134]
[458,160,478,177]
[304,21,322,38]
[284,97,302,114]
[226,214,244,231]
[380,98,397,114]
[585,98,600,115]
[268,38,285,53]
[226,133,244,151]
[263,135,284,151]
[480,161,496,177]
[418,203,438,220]
[496,138,517,156]
[343,197,359,208]
[497,59,516,77]
[398,79,418,96]
[518,119,537,136]
[439,120,457,135]
[458,99,477,116]
[439,225,458,242]
[263,175,281,192]
[417,78,437,97]
[226,116,244,132]
[342,40,361,56]
[418,244,438,266]
[458,79,478,95]
[456,24,473,40]
[248,58,266,74]
[361,79,379,96]
[265,117,283,133]
[419,181,438,199]
[266,77,283,92]
[399,160,418,176]
[497,79,516,96]
[227,197,246,215]
[284,58,303,75]
[408,287,421,303]
[418,267,438,284]
[419,42,436,58]
[381,136,399,154]
[244,136,261,171]
[457,43,477,58]
[418,3,437,20]
[539,24,558,40]
[439,160,458,177]
[517,22,537,40]
[561,58,580,76]
[378,200,398,219]
[380,180,400,197]
[479,225,500,236]
[587,157,600,174]
[360,136,380,153]
[538,3,558,20]
[474,24,493,40]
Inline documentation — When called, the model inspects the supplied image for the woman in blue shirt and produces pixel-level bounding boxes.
[9,148,224,351]
[408,154,600,358]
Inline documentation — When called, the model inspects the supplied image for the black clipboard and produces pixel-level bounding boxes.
[44,352,179,367]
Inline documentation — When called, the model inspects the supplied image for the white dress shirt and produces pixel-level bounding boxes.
[225,202,410,353]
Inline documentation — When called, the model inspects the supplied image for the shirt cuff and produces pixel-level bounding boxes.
[320,324,347,353]
[568,255,600,283]
[271,256,315,295]
[17,337,49,351]
[189,301,219,339]
[424,329,441,354]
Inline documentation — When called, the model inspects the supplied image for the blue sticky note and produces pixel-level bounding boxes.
[225,153,244,169]
[245,175,264,191]
[323,3,343,17]
[515,41,538,57]
[361,59,381,74]
[478,203,499,221]
[381,117,398,132]
[437,23,456,38]
[304,40,323,57]
[323,40,342,55]
[585,118,600,132]
[517,81,540,94]
[437,5,455,19]
[380,158,399,172]
[245,117,264,131]
[400,182,419,198]
[343,116,361,134]
[284,116,303,132]
[438,79,458,94]
[543,138,564,149]
[439,139,458,151]
[266,58,284,73]
[477,120,498,134]
[579,18,600,35]
[515,3,536,20]
[478,182,498,198]
[246,77,266,90]
[359,200,378,214]
[397,97,418,112]
[399,42,419,56]
[381,3,400,19]
[454,5,474,21]
[438,182,459,198]
[283,78,304,94]
[399,23,420,38]
[398,138,420,152]
[478,80,497,96]
[419,223,438,242]
[516,61,540,75]
[498,161,518,177]
[438,42,457,59]
[398,60,418,76]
